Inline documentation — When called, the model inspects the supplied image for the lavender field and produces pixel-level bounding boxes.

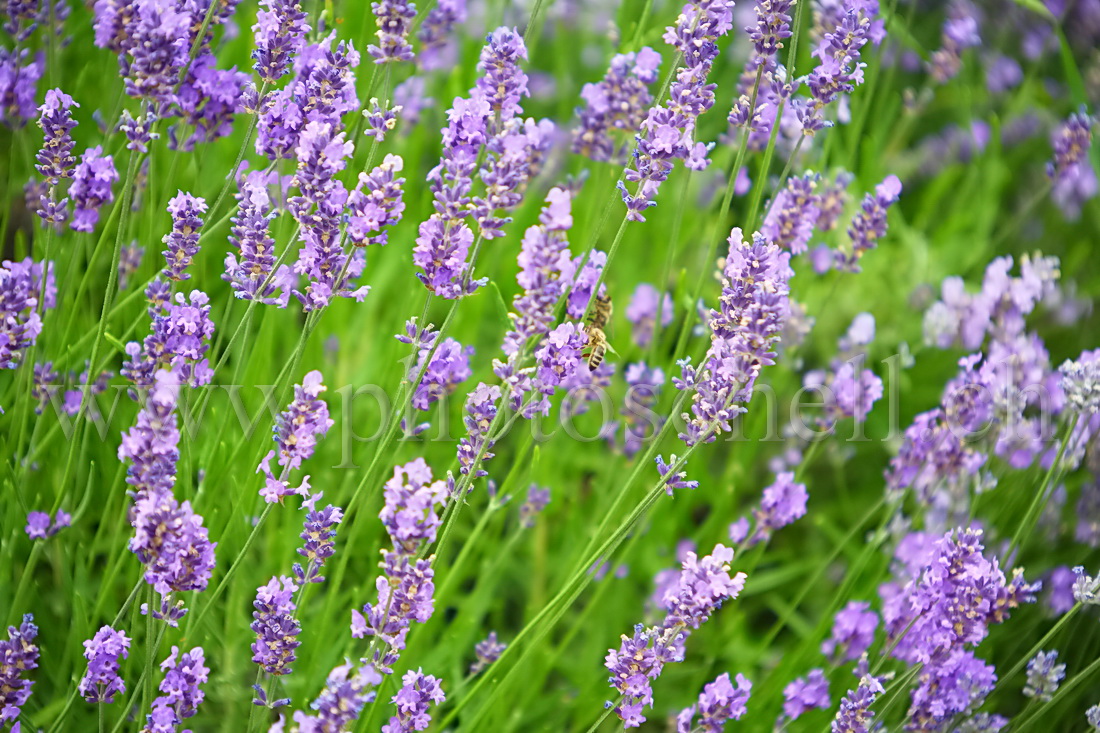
[1,0,1099,730]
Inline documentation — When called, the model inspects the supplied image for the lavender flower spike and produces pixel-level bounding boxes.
[79,626,131,703]
[162,192,207,281]
[223,174,291,306]
[369,0,417,63]
[253,0,310,84]
[835,175,901,273]
[294,501,343,584]
[0,614,39,725]
[675,672,752,732]
[259,370,334,503]
[470,632,506,675]
[144,646,209,731]
[35,88,78,224]
[382,669,445,733]
[251,576,301,676]
[70,146,119,232]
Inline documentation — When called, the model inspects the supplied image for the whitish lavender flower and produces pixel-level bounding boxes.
[762,173,820,254]
[782,669,830,720]
[348,154,406,246]
[162,192,207,281]
[251,576,301,675]
[1089,704,1100,729]
[929,0,981,84]
[675,672,751,732]
[118,108,159,153]
[369,0,417,64]
[656,454,699,493]
[224,175,291,306]
[118,370,180,500]
[458,383,499,477]
[417,0,467,71]
[835,175,901,273]
[79,626,131,703]
[23,509,69,539]
[625,284,672,349]
[130,488,216,599]
[69,146,118,232]
[0,257,51,369]
[119,241,144,290]
[383,669,445,733]
[253,0,310,83]
[572,48,661,164]
[363,98,402,142]
[823,601,878,663]
[470,632,506,675]
[519,485,550,528]
[502,188,575,356]
[291,663,380,730]
[1024,650,1065,702]
[143,646,209,730]
[380,458,448,554]
[1059,353,1100,416]
[677,229,793,446]
[0,614,39,724]
[831,662,885,733]
[294,502,343,583]
[0,48,44,127]
[1072,566,1100,605]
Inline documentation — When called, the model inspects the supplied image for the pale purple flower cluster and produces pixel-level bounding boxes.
[411,337,474,410]
[831,661,885,733]
[457,383,499,476]
[172,55,250,151]
[69,145,118,232]
[417,0,467,71]
[369,0,417,64]
[251,576,301,675]
[363,98,401,142]
[118,370,180,500]
[834,174,901,272]
[675,672,751,732]
[122,289,216,389]
[1,257,52,369]
[0,614,39,725]
[535,322,587,392]
[675,229,793,446]
[782,668,830,721]
[762,173,820,255]
[382,669,445,733]
[929,0,981,84]
[573,48,661,164]
[470,632,506,675]
[130,486,216,599]
[620,1,734,221]
[1060,352,1100,416]
[378,458,448,553]
[24,509,70,539]
[224,173,292,306]
[288,663,379,731]
[0,48,44,127]
[907,649,998,730]
[625,283,672,348]
[162,192,207,281]
[1023,650,1065,702]
[605,544,746,727]
[143,646,209,731]
[78,625,131,704]
[259,370,334,502]
[253,0,310,83]
[1047,108,1097,220]
[822,601,879,663]
[295,501,343,584]
[35,88,78,223]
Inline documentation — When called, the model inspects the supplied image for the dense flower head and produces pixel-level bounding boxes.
[143,646,209,731]
[122,0,193,104]
[663,0,735,68]
[411,337,474,410]
[381,458,449,553]
[747,0,795,60]
[291,663,379,732]
[475,27,529,122]
[573,48,661,163]
[0,48,44,127]
[832,662,885,733]
[122,289,216,389]
[129,488,216,598]
[382,669,445,733]
[295,502,343,583]
[604,624,686,728]
[224,173,292,306]
[1059,352,1100,416]
[458,382,499,476]
[677,229,793,446]
[1024,649,1065,702]
[0,614,39,724]
[79,625,131,703]
[69,145,118,232]
[676,672,751,732]
[250,576,301,675]
[273,370,333,472]
[625,283,672,348]
[162,192,207,281]
[253,0,310,83]
[369,0,418,64]
[35,88,78,183]
[906,648,996,731]
[470,632,506,675]
[534,322,587,392]
[118,370,180,500]
[0,257,53,369]
[417,0,467,70]
[659,544,746,629]
[783,668,830,720]
[351,553,436,670]
[823,601,879,662]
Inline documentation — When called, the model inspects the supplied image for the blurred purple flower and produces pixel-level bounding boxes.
[782,668,830,720]
[676,672,751,732]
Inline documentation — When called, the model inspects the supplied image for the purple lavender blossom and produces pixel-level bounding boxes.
[79,626,131,703]
[823,601,878,663]
[929,0,981,84]
[625,284,672,348]
[351,553,437,671]
[410,336,474,411]
[121,289,216,389]
[907,648,997,729]
[762,173,820,255]
[35,88,78,224]
[519,485,551,528]
[535,322,587,392]
[475,27,529,122]
[573,48,661,163]
[835,175,901,273]
[117,108,159,153]
[0,257,52,369]
[369,0,417,64]
[0,614,39,724]
[162,192,207,281]
[253,0,310,83]
[144,646,209,730]
[470,632,506,675]
[258,370,334,503]
[224,174,291,306]
[122,0,192,104]
[129,488,216,600]
[171,54,249,152]
[676,672,751,732]
[118,370,180,500]
[23,509,69,539]
[290,663,379,730]
[383,669,445,733]
[458,382,499,477]
[379,458,448,554]
[1073,566,1100,605]
[294,502,343,584]
[69,146,118,232]
[250,576,301,675]
[782,669,830,720]
[656,454,699,493]
[363,98,402,142]
[831,663,885,733]
[1024,650,1065,702]
[417,0,467,71]
[1046,566,1077,614]
[0,48,44,127]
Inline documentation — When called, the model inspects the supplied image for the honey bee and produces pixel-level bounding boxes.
[584,293,613,371]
